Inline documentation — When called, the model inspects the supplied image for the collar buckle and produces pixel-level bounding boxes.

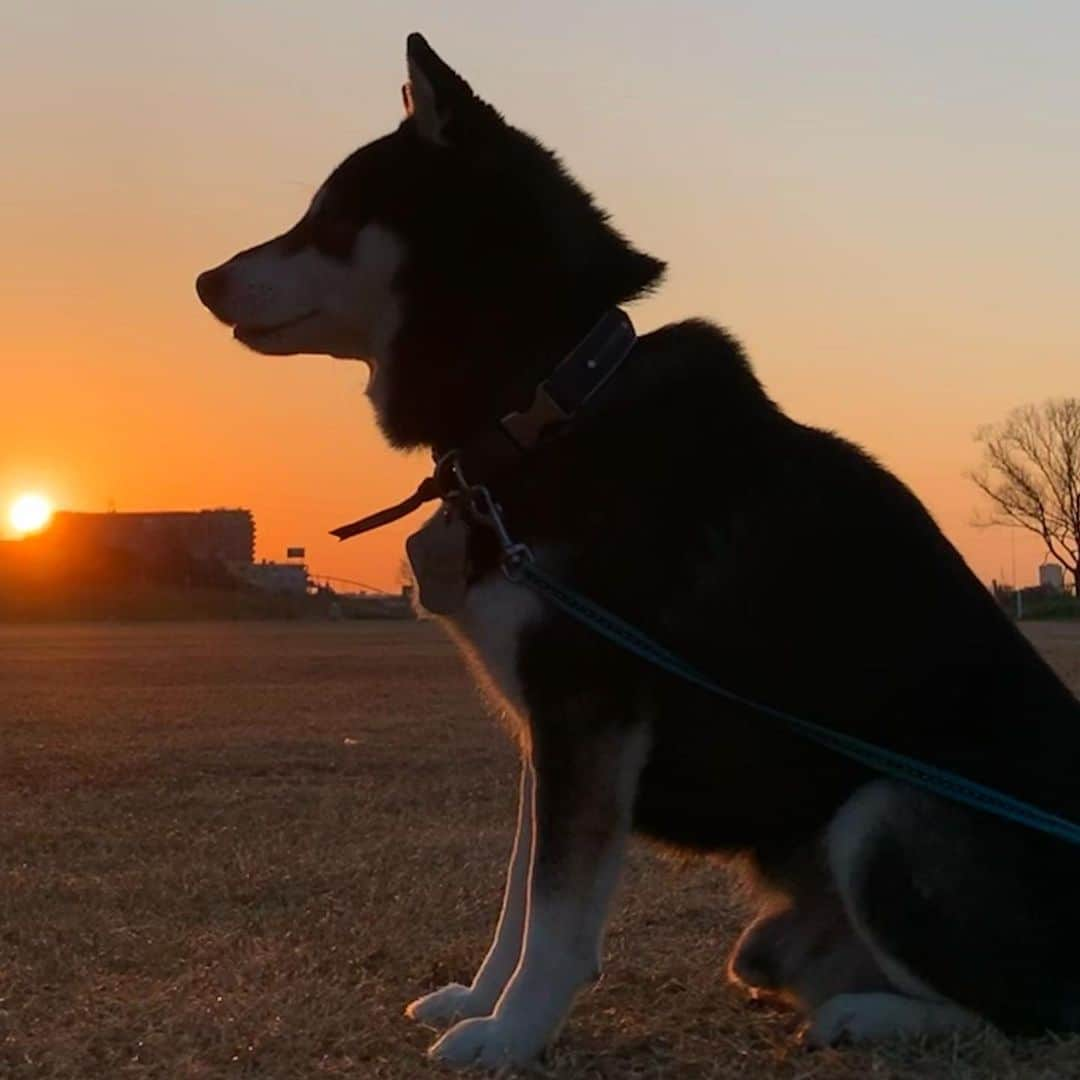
[500,383,568,449]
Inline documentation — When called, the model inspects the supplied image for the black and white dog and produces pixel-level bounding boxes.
[197,34,1080,1068]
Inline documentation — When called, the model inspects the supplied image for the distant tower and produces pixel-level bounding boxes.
[1039,563,1065,593]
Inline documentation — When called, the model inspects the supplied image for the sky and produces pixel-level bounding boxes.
[2,1,1077,591]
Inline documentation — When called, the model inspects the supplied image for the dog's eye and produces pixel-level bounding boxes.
[308,214,356,257]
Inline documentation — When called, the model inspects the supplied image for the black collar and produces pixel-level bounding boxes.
[330,308,637,542]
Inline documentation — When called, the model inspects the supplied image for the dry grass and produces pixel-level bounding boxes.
[1,619,1078,1079]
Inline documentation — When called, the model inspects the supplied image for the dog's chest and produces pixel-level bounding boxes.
[441,572,545,723]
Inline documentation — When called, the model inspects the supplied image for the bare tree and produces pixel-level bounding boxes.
[969,398,1080,597]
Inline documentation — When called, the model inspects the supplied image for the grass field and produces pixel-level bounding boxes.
[2,620,1079,1079]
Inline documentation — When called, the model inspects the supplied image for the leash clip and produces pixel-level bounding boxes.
[466,485,515,551]
[460,479,535,579]
[435,453,535,579]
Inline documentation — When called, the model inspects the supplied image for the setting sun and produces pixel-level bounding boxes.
[8,493,54,536]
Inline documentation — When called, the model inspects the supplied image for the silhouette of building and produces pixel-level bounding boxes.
[0,508,256,594]
[237,560,309,595]
[1038,563,1066,593]
[46,509,255,566]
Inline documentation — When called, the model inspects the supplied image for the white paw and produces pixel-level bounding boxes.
[803,994,865,1048]
[428,1013,546,1069]
[405,983,489,1027]
[802,992,973,1047]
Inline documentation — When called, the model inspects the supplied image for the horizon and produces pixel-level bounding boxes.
[0,498,1067,596]
[4,2,1078,590]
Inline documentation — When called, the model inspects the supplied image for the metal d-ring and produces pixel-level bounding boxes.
[432,449,466,498]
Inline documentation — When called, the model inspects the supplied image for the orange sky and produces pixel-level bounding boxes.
[3,3,1077,590]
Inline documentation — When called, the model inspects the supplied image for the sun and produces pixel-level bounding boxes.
[8,493,54,536]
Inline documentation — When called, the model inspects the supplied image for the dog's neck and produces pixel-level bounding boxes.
[329,307,637,545]
[376,298,617,452]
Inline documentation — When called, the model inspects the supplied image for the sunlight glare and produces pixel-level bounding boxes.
[8,493,54,536]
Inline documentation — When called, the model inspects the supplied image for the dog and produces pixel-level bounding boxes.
[196,33,1080,1068]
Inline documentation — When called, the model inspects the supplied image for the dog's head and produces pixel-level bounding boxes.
[196,33,664,449]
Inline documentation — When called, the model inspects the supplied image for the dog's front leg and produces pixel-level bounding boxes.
[429,717,649,1068]
[406,760,534,1025]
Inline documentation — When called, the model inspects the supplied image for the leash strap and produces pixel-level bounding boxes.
[510,556,1080,847]
[330,477,441,542]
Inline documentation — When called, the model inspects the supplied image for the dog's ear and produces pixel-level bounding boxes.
[403,33,481,145]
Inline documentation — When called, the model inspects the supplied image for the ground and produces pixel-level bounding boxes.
[1,619,1079,1079]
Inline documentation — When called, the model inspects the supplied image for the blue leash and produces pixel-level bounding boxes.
[509,556,1080,848]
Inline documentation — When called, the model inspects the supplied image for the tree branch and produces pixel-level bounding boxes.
[970,397,1080,595]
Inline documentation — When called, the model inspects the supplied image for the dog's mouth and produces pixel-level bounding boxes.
[234,310,319,342]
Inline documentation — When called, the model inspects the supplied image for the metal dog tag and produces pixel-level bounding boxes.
[406,507,470,615]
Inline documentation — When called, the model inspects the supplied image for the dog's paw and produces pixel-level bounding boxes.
[405,983,489,1027]
[802,992,976,1048]
[802,993,864,1048]
[428,1014,545,1069]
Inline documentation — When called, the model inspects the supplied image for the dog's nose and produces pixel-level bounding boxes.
[195,268,226,311]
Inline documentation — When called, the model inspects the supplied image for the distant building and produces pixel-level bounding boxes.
[0,507,257,596]
[47,509,255,565]
[238,561,309,596]
[1039,563,1066,593]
